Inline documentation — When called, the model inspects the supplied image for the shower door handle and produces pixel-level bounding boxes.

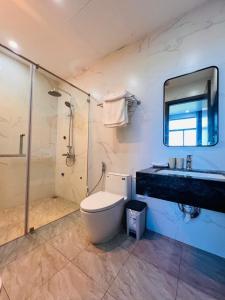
[19,134,25,155]
[0,133,26,158]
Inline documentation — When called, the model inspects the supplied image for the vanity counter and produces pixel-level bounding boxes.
[136,167,225,213]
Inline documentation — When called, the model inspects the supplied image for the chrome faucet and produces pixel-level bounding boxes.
[186,155,192,171]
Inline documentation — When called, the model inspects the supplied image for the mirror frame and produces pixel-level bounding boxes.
[163,66,219,147]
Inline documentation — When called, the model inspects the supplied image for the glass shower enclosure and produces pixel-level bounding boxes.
[0,45,89,246]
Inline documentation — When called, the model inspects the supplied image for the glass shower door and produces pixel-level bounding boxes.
[28,67,89,231]
[0,49,31,245]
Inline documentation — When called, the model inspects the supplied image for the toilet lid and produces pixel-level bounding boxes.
[80,191,124,213]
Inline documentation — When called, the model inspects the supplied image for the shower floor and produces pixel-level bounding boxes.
[0,197,79,246]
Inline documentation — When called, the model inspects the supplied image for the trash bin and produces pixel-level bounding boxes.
[125,200,147,240]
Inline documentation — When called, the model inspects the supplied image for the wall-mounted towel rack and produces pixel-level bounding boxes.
[97,95,141,108]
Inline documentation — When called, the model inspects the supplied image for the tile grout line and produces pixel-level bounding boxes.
[0,234,45,271]
[100,242,135,300]
[29,253,72,298]
[34,214,81,243]
[4,241,71,300]
[47,233,98,284]
[2,284,11,300]
[174,244,184,300]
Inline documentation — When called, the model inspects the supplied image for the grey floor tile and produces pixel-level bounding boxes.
[180,245,225,300]
[33,213,79,242]
[87,231,136,255]
[176,280,217,300]
[102,292,117,300]
[49,222,89,260]
[0,287,10,300]
[2,243,68,300]
[29,262,105,300]
[0,234,42,269]
[108,254,177,300]
[133,230,182,277]
[73,246,129,291]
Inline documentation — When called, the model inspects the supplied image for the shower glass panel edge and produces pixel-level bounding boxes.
[0,43,90,242]
[28,67,89,232]
[24,64,35,234]
[0,47,32,246]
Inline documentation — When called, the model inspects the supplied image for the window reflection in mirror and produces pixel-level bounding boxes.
[164,67,218,147]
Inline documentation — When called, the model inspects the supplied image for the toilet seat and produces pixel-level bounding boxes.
[80,191,124,213]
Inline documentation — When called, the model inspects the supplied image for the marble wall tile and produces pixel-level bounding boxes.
[1,243,68,300]
[71,0,225,258]
[176,280,217,300]
[108,254,177,300]
[54,86,89,206]
[133,230,182,277]
[29,262,105,300]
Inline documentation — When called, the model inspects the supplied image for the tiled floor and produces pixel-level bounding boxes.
[0,197,79,246]
[0,211,224,300]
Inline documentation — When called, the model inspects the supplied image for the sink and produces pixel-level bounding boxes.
[156,169,225,181]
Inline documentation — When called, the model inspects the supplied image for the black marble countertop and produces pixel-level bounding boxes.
[139,167,225,177]
[136,167,225,213]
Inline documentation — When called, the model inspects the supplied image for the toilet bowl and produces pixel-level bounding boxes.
[80,173,131,244]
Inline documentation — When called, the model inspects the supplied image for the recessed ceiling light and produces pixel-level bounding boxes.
[8,40,19,50]
[53,0,63,4]
[185,110,190,113]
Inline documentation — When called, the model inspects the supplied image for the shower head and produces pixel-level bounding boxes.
[48,89,62,97]
[65,101,72,108]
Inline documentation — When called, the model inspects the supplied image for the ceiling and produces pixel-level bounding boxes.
[0,0,208,78]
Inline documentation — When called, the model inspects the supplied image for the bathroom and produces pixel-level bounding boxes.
[0,0,225,299]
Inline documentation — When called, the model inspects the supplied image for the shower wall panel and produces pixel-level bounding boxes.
[55,86,89,205]
[30,71,58,203]
[0,52,29,209]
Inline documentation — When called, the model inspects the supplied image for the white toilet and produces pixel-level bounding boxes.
[80,172,131,244]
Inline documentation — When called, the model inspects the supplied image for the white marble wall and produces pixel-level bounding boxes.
[30,70,59,202]
[54,85,89,206]
[70,0,225,258]
[0,52,30,208]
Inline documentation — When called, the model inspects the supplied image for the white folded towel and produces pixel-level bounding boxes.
[103,91,129,128]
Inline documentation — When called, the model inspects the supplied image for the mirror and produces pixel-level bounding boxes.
[164,67,219,147]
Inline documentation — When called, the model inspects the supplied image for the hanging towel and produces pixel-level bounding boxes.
[103,91,129,127]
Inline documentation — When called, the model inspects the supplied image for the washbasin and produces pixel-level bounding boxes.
[156,169,225,181]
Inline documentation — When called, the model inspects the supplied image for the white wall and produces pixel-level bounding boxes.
[70,0,225,258]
